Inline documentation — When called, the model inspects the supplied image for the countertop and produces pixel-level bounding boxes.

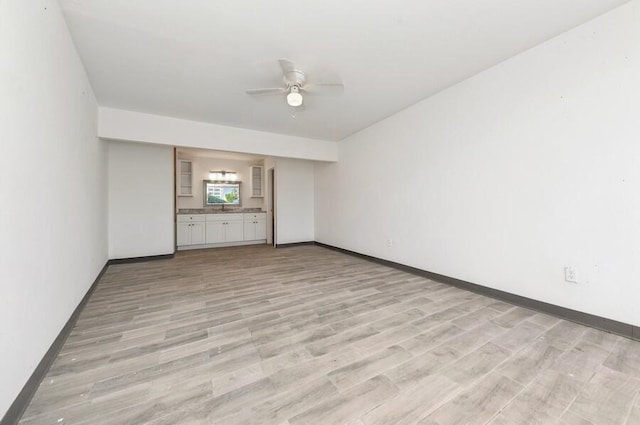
[178,208,264,214]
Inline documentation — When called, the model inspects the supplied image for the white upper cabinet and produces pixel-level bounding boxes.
[250,165,263,198]
[177,160,193,197]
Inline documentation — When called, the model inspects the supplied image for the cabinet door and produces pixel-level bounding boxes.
[255,219,267,240]
[206,221,225,244]
[244,221,256,241]
[177,222,192,246]
[250,165,263,197]
[226,221,244,242]
[177,160,193,196]
[191,222,206,245]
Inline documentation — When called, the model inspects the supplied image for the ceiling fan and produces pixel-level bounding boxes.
[246,59,344,108]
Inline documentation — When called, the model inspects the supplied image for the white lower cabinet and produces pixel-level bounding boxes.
[178,212,266,249]
[206,214,244,244]
[205,221,225,244]
[244,213,267,241]
[176,215,206,246]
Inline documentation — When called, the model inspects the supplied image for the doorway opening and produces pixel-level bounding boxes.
[267,167,276,247]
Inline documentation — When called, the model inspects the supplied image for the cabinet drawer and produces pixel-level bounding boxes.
[206,213,244,222]
[243,213,266,221]
[177,214,205,222]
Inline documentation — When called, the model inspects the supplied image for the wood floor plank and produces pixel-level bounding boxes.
[16,245,640,425]
[489,369,584,424]
[398,322,466,356]
[497,338,563,386]
[288,375,399,425]
[604,337,640,379]
[625,393,640,425]
[561,367,640,425]
[440,342,512,386]
[385,344,461,390]
[549,340,613,383]
[419,372,523,425]
[327,345,412,390]
[361,374,458,425]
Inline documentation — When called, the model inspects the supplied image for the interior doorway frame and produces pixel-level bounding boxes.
[267,167,276,246]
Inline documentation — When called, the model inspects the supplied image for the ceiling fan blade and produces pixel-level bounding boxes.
[246,87,287,95]
[302,81,344,94]
[278,59,297,75]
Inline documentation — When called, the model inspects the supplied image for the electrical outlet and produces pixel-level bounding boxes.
[564,267,578,283]
[386,238,393,247]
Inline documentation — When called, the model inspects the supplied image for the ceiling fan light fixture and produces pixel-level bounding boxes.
[247,59,343,111]
[287,86,303,107]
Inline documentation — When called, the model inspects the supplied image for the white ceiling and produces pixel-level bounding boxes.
[59,0,629,141]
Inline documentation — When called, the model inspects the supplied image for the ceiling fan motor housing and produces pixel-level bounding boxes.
[283,69,306,87]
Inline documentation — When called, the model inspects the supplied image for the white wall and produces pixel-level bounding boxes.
[176,156,264,210]
[0,0,107,417]
[276,158,315,244]
[316,1,640,326]
[108,141,174,259]
[99,107,339,162]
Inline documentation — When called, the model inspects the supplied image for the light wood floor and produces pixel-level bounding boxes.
[19,245,640,425]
